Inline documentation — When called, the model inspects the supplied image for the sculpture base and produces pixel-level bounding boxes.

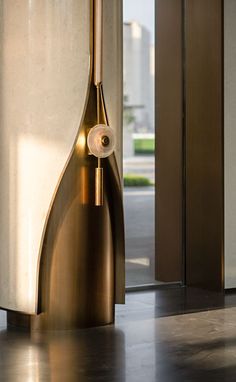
[7,310,114,331]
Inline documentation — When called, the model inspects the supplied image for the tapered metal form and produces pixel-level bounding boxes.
[0,0,124,330]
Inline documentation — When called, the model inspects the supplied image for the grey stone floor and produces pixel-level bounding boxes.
[1,288,236,381]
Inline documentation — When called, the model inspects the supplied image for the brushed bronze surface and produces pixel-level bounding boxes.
[94,0,103,85]
[95,167,104,206]
[7,0,125,330]
[34,84,123,330]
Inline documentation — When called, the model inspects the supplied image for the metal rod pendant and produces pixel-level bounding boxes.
[94,0,103,86]
[95,166,103,206]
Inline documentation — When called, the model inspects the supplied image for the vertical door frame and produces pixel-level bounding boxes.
[155,0,224,290]
[155,0,183,282]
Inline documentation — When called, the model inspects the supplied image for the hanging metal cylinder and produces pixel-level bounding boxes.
[95,167,104,206]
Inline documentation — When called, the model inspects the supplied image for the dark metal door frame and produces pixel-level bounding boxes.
[155,0,224,291]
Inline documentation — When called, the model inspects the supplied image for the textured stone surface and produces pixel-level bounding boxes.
[0,0,90,313]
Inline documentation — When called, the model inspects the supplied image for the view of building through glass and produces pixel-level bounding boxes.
[123,0,157,287]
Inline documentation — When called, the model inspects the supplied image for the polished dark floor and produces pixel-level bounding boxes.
[1,287,236,381]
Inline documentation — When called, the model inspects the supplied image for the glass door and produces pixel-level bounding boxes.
[123,0,159,287]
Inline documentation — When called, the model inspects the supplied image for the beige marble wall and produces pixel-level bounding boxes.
[0,0,122,313]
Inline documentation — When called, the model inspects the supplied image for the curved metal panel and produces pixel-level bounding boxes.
[34,84,115,329]
[31,0,125,329]
[0,0,91,313]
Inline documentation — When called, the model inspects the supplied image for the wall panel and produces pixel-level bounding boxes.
[185,0,224,290]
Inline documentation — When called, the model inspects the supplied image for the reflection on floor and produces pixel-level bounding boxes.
[1,287,236,381]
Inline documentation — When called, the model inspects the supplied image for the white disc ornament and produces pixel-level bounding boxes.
[87,124,116,158]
